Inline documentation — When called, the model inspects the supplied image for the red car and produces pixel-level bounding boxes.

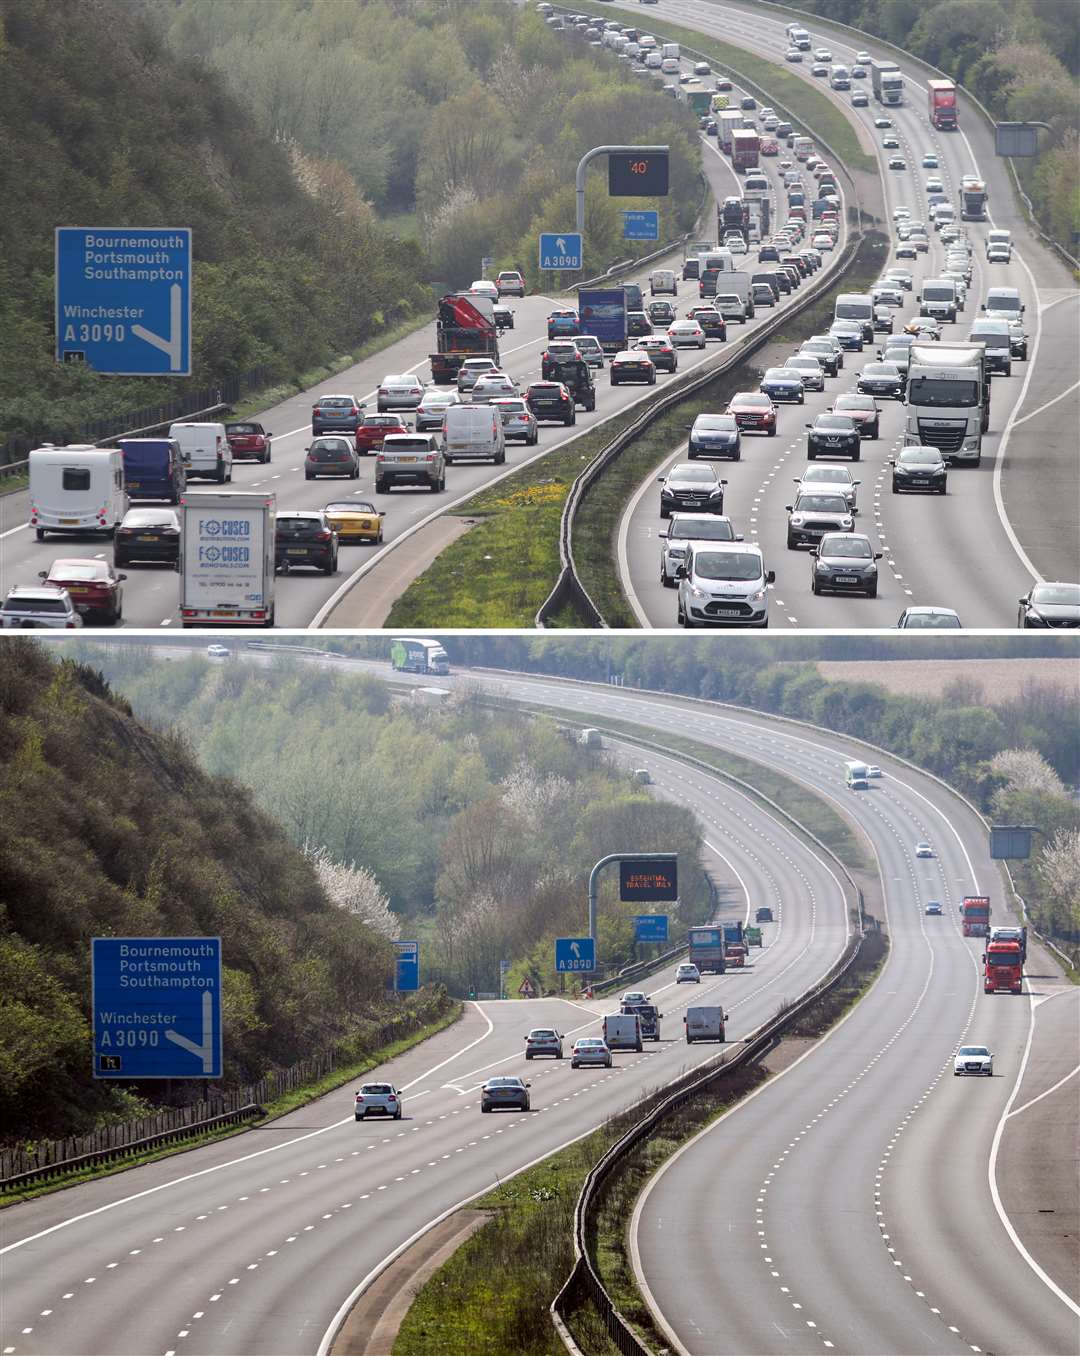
[355,413,409,455]
[39,558,125,624]
[224,421,272,463]
[726,391,777,436]
[831,394,881,439]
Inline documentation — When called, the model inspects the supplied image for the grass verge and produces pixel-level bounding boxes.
[0,470,29,499]
[391,931,887,1356]
[569,0,875,177]
[0,1001,462,1209]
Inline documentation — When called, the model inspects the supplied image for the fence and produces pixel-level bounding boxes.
[1,991,454,1190]
[0,363,277,470]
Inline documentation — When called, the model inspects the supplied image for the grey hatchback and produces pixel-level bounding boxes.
[305,436,360,480]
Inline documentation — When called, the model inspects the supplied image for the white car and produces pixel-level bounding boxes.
[915,841,934,858]
[354,1082,403,1120]
[811,232,834,251]
[1,585,83,629]
[868,765,882,778]
[954,1046,993,1076]
[574,335,606,368]
[468,279,499,301]
[925,176,944,193]
[206,644,231,659]
[621,990,649,1006]
[795,463,860,509]
[675,962,701,984]
[785,354,825,391]
[377,373,426,410]
[571,1038,612,1068]
[524,1028,564,1059]
[668,319,707,349]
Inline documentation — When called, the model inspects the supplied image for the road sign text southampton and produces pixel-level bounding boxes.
[92,937,222,1079]
[608,153,670,197]
[55,227,192,375]
[538,232,583,271]
[620,858,678,902]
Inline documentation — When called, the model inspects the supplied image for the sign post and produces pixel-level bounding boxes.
[623,210,659,241]
[55,227,192,374]
[538,232,583,271]
[555,937,596,973]
[92,937,221,1079]
[575,145,670,235]
[990,825,1039,860]
[634,914,670,943]
[586,851,678,972]
[394,940,420,993]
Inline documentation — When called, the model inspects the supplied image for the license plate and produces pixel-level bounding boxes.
[127,481,141,489]
[715,608,741,616]
[398,456,417,463]
[836,575,858,584]
[911,478,928,485]
[286,547,308,555]
[137,535,157,542]
[60,518,79,525]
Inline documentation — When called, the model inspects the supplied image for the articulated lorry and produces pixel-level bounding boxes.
[390,637,450,675]
[989,925,1027,962]
[984,937,1023,993]
[870,59,903,105]
[577,288,628,355]
[430,293,500,385]
[960,176,988,221]
[928,79,958,129]
[731,128,760,172]
[961,895,991,937]
[718,109,744,154]
[178,491,275,628]
[905,341,989,465]
[688,925,726,974]
[721,920,747,967]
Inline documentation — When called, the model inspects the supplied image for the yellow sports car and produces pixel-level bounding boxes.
[323,500,384,543]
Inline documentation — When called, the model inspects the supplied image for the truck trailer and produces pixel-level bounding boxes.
[390,637,450,675]
[870,59,903,105]
[688,925,726,974]
[731,128,760,172]
[178,491,275,628]
[928,79,958,129]
[578,288,628,354]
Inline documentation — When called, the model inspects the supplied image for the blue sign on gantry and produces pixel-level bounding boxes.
[623,210,659,240]
[55,227,192,375]
[92,937,222,1079]
[634,914,669,942]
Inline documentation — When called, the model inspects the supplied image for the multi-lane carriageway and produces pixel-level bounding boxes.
[2,9,1076,628]
[606,0,1080,627]
[3,651,1076,1356]
[0,44,843,631]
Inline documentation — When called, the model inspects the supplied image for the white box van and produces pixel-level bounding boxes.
[661,42,680,60]
[29,445,127,540]
[169,422,233,483]
[649,269,677,295]
[602,1012,642,1052]
[644,50,662,69]
[578,727,602,747]
[442,403,506,465]
[834,293,875,341]
[685,1006,726,1043]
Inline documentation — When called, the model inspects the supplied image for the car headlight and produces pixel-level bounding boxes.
[962,436,979,450]
[689,585,709,600]
[749,588,767,604]
[790,515,805,526]
[814,560,830,571]
[841,516,853,528]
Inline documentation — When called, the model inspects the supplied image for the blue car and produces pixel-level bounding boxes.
[760,367,806,403]
[547,309,581,338]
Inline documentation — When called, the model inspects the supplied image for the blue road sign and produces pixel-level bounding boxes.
[56,227,192,375]
[623,210,659,241]
[92,937,221,1079]
[538,232,583,271]
[395,940,420,992]
[555,936,596,973]
[634,914,669,942]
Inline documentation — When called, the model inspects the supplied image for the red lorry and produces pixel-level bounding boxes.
[732,128,760,172]
[984,938,1023,994]
[927,79,958,130]
[429,293,500,385]
[961,895,991,937]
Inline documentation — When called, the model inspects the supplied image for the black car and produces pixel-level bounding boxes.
[755,906,774,923]
[659,463,726,518]
[786,492,854,548]
[526,381,576,425]
[806,414,861,462]
[275,511,339,574]
[1017,582,1080,629]
[688,413,741,460]
[305,436,360,480]
[627,310,652,337]
[114,507,181,567]
[481,1077,531,1112]
[741,95,757,109]
[647,300,676,325]
[857,362,904,399]
[811,532,882,597]
[890,446,947,494]
[692,309,727,340]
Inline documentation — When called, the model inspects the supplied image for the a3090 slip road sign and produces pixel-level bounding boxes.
[55,226,192,375]
[92,937,222,1078]
[620,858,678,902]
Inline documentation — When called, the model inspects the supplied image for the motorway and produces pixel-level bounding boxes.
[0,51,850,632]
[610,0,1080,628]
[11,643,1074,1356]
[0,707,856,1356]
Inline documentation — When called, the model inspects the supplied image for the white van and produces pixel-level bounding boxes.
[578,727,602,747]
[602,1013,642,1052]
[834,293,875,341]
[644,50,662,69]
[986,229,1011,259]
[649,268,677,295]
[169,422,233,483]
[660,56,679,74]
[684,1006,726,1043]
[29,445,127,540]
[442,403,505,465]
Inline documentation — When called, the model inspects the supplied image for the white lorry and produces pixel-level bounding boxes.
[684,1006,726,1043]
[28,445,126,540]
[602,1012,643,1053]
[178,490,276,627]
[904,341,988,465]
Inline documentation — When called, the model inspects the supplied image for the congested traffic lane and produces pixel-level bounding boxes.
[606,0,1078,613]
[0,721,851,1356]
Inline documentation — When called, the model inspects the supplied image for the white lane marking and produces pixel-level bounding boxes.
[1006,1061,1079,1121]
[1007,376,1080,430]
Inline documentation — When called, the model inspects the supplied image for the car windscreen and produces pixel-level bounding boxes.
[905,613,961,628]
[277,517,323,539]
[815,415,855,429]
[1032,584,1080,605]
[319,398,353,408]
[835,397,873,410]
[695,416,736,431]
[671,519,735,541]
[50,564,106,581]
[797,495,848,512]
[4,596,67,613]
[312,442,352,457]
[673,467,718,482]
[835,301,871,318]
[361,1085,393,1095]
[363,417,403,428]
[226,424,258,434]
[123,509,177,527]
[694,551,762,581]
[821,536,871,558]
[863,365,897,377]
[899,449,942,465]
[907,378,978,407]
[382,438,432,453]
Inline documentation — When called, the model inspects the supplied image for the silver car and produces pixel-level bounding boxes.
[1,584,82,629]
[524,1028,564,1059]
[375,433,446,494]
[354,1082,403,1120]
[470,373,519,404]
[415,389,461,432]
[491,397,538,444]
[456,358,500,393]
[661,513,742,587]
[376,373,425,412]
[571,1038,612,1068]
[574,335,606,368]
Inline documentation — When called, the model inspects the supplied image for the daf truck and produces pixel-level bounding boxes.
[391,637,450,675]
[870,59,903,105]
[962,895,991,937]
[928,79,958,129]
[984,937,1023,993]
[178,491,275,628]
[905,341,989,465]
